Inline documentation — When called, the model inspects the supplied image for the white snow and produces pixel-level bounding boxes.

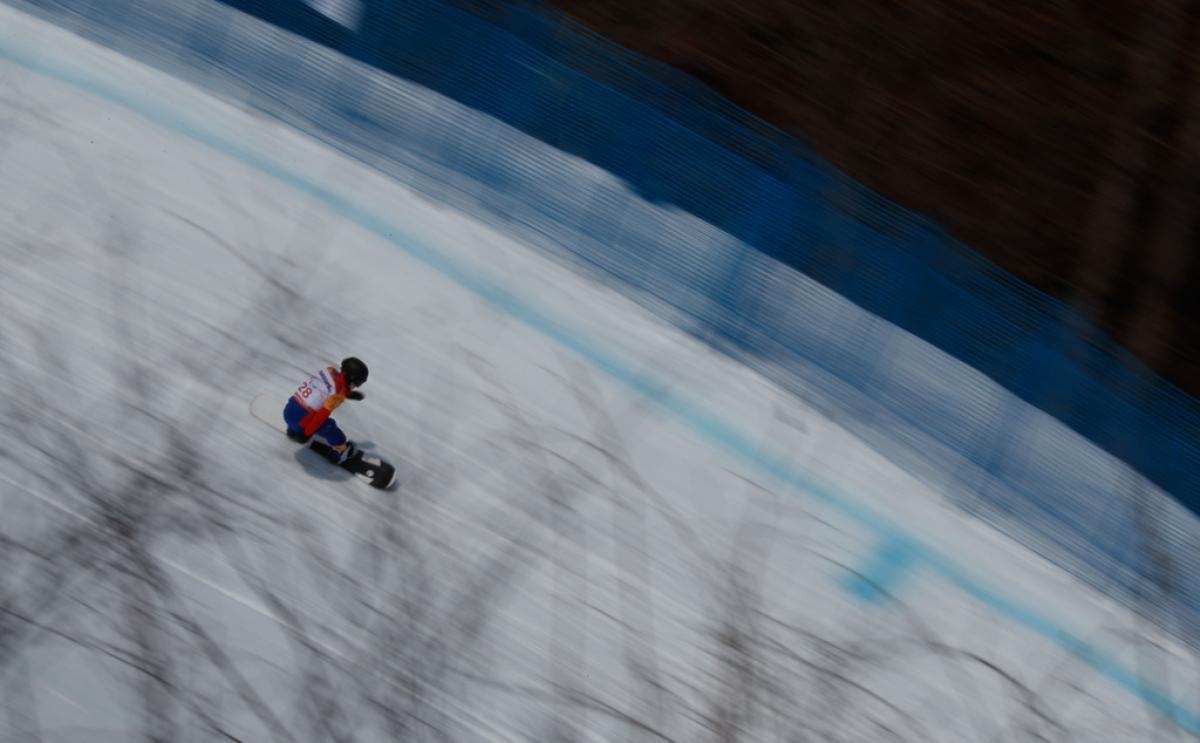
[0,3,1196,741]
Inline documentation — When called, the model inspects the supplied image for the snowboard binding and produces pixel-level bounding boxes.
[309,440,397,490]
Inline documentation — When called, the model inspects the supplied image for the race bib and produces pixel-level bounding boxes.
[294,368,337,409]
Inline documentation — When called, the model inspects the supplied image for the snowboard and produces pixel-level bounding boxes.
[250,394,398,490]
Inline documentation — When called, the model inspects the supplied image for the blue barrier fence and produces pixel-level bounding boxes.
[11,0,1199,641]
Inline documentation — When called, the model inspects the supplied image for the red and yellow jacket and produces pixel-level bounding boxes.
[291,366,350,437]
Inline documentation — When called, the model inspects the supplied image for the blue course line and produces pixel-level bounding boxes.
[3,33,1197,734]
[843,536,919,602]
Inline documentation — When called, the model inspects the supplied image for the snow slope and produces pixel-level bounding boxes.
[0,4,1196,741]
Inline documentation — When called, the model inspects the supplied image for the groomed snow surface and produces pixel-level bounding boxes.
[0,5,1197,741]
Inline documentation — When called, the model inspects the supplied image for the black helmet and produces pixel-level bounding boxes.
[341,357,368,388]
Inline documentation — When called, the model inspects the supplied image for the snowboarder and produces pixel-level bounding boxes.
[283,357,369,465]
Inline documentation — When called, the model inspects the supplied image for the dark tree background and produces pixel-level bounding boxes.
[549,0,1200,399]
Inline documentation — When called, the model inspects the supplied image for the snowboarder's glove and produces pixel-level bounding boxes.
[347,390,365,401]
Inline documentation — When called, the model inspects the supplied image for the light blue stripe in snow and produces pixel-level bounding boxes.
[2,32,1196,735]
